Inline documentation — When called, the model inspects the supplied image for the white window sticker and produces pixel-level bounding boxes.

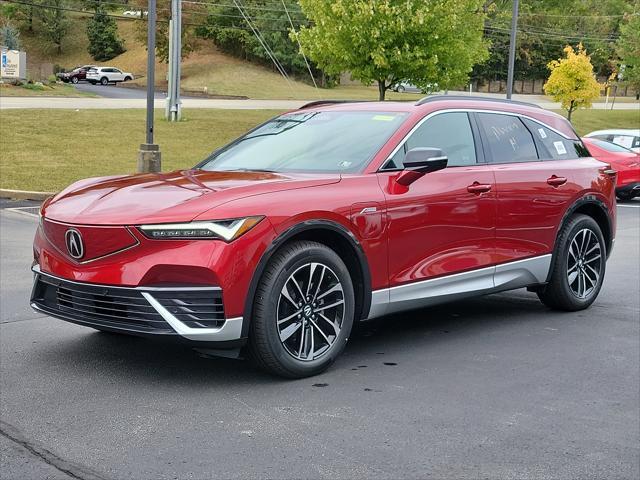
[538,128,547,139]
[613,135,634,149]
[553,141,567,155]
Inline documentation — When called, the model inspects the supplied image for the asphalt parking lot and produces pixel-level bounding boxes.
[1,201,638,480]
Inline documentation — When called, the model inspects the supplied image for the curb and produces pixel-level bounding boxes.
[0,189,54,201]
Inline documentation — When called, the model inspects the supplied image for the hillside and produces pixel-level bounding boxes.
[19,14,421,101]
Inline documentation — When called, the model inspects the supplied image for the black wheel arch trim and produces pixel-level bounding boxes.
[546,194,613,283]
[241,219,373,338]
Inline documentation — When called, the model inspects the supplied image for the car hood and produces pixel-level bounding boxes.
[44,169,341,225]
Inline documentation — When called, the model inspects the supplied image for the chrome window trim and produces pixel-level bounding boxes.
[378,108,573,172]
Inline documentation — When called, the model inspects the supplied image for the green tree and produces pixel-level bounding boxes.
[616,13,640,98]
[296,0,489,100]
[0,24,21,50]
[86,5,125,61]
[39,0,69,54]
[131,0,198,63]
[196,1,325,85]
[544,44,602,120]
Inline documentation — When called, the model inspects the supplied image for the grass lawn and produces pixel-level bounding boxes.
[0,109,280,192]
[0,83,97,97]
[1,108,638,192]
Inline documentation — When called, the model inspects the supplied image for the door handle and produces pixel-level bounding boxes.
[547,175,567,187]
[467,182,492,194]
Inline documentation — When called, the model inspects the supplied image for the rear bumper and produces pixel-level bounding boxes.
[30,265,245,345]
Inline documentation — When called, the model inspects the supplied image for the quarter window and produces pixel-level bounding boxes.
[405,112,477,167]
[478,113,538,163]
[522,118,585,159]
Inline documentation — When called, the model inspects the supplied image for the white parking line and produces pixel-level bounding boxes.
[4,207,39,218]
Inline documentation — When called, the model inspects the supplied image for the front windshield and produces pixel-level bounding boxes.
[199,110,408,174]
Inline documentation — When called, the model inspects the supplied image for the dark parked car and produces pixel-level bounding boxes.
[56,65,97,84]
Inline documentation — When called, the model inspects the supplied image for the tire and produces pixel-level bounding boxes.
[397,85,405,93]
[124,76,132,82]
[617,192,633,201]
[248,240,355,378]
[71,76,79,84]
[537,214,606,311]
[100,77,109,86]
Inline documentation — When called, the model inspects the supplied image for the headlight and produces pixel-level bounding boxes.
[138,216,264,242]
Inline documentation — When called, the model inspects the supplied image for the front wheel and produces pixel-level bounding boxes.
[71,76,79,84]
[248,241,355,378]
[537,214,606,311]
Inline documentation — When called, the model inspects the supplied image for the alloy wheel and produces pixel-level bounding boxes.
[277,262,345,362]
[566,228,602,299]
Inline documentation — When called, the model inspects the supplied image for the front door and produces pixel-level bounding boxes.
[377,111,497,312]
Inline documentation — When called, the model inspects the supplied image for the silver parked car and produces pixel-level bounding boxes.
[86,67,134,86]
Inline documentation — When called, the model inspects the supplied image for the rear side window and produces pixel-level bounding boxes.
[522,118,586,159]
[405,112,477,167]
[477,113,538,163]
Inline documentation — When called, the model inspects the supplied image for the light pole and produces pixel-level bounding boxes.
[506,0,519,100]
[138,0,161,173]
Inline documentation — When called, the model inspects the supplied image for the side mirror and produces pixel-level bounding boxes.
[396,148,448,186]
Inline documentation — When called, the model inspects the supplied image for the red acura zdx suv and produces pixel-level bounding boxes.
[31,96,617,378]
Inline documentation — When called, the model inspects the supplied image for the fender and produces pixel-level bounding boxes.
[241,219,373,338]
[546,194,613,283]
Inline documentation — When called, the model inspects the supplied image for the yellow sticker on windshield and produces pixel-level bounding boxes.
[372,115,396,121]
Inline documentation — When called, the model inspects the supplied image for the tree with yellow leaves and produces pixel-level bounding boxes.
[544,44,602,121]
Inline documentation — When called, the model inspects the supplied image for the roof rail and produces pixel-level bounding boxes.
[298,100,369,110]
[415,95,542,109]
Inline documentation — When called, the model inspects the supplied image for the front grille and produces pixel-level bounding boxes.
[31,273,225,334]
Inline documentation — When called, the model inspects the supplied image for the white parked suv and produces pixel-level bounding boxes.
[86,67,134,86]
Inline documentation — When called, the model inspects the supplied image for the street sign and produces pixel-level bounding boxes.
[1,49,27,80]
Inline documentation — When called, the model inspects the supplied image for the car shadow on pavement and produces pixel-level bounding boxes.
[35,290,551,386]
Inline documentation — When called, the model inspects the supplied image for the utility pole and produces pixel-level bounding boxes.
[166,0,182,121]
[506,0,519,100]
[138,0,161,173]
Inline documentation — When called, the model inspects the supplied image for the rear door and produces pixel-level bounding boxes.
[475,112,586,264]
[378,111,498,292]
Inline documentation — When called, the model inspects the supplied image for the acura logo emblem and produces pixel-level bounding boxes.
[65,228,84,259]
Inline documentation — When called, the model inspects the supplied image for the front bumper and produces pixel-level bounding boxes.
[30,265,243,343]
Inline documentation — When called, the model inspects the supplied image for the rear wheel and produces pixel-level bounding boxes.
[100,77,109,86]
[537,214,606,311]
[248,241,355,378]
[71,76,79,84]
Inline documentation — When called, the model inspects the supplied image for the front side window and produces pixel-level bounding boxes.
[478,113,538,163]
[405,112,477,167]
[199,111,408,174]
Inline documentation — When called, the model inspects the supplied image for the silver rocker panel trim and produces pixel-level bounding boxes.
[367,254,552,319]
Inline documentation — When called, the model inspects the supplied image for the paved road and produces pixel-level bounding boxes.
[72,82,168,100]
[1,201,638,479]
[2,91,639,110]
